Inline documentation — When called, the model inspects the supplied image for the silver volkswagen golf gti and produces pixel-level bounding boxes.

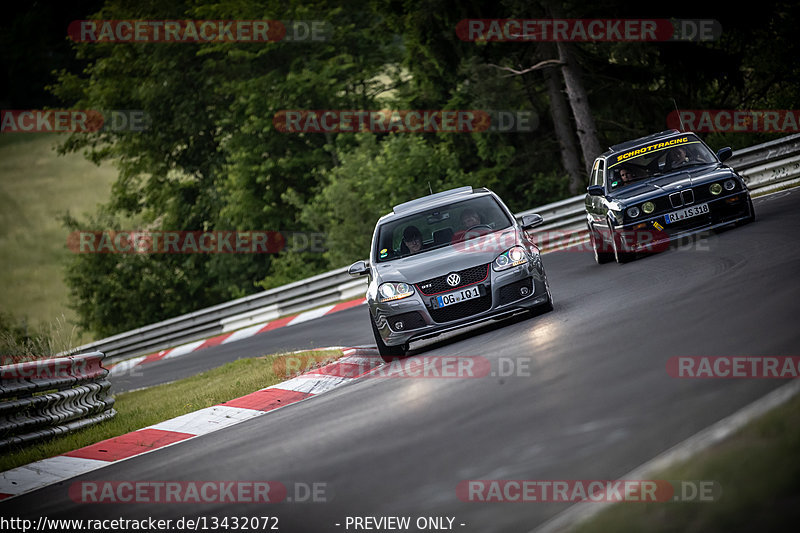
[348,186,553,357]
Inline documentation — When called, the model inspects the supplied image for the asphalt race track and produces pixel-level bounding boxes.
[3,189,799,532]
[109,306,376,393]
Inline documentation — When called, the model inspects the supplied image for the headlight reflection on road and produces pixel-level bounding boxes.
[523,319,562,362]
[396,375,437,409]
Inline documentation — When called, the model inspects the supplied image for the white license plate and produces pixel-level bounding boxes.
[433,286,481,309]
[665,203,709,224]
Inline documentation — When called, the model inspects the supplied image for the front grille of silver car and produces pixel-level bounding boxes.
[416,264,490,295]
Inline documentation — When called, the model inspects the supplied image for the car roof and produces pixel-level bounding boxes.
[600,129,694,158]
[384,186,492,220]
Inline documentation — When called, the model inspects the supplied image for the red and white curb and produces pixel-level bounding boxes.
[0,346,382,501]
[107,298,366,377]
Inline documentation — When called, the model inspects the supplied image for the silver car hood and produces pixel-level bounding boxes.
[374,230,516,283]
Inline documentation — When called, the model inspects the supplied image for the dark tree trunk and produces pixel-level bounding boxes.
[555,40,603,176]
[544,68,584,194]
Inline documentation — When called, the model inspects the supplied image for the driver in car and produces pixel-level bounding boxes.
[667,146,687,168]
[452,208,487,242]
[667,145,708,170]
[668,145,711,171]
[460,208,481,229]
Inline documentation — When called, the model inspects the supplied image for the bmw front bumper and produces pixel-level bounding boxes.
[615,190,754,253]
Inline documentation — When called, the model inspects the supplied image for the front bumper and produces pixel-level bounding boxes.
[616,191,753,253]
[370,259,550,347]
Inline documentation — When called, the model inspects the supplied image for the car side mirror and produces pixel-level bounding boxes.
[717,147,733,162]
[520,214,544,230]
[587,185,605,197]
[348,260,369,277]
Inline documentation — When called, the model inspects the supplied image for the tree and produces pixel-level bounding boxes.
[299,133,472,269]
[51,0,403,336]
[384,1,571,211]
[47,0,800,337]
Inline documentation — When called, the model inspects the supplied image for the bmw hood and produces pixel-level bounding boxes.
[610,164,734,204]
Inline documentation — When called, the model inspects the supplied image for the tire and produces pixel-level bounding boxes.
[736,197,756,226]
[370,311,406,361]
[611,226,634,264]
[589,224,614,264]
[534,276,554,314]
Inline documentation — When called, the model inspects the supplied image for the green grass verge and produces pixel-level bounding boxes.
[0,348,344,472]
[0,133,116,343]
[751,180,800,197]
[574,389,800,533]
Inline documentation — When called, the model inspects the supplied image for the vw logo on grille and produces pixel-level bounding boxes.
[446,273,461,287]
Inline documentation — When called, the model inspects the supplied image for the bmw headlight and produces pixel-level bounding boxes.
[493,246,528,272]
[724,179,736,191]
[378,282,414,302]
[626,206,640,218]
[642,201,655,214]
[710,183,722,195]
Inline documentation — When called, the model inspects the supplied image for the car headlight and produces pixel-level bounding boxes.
[493,246,528,271]
[642,201,655,214]
[724,179,736,191]
[378,282,414,302]
[626,206,640,218]
[710,183,722,195]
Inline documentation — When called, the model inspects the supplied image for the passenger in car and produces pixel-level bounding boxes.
[610,164,640,189]
[401,225,423,255]
[619,165,638,185]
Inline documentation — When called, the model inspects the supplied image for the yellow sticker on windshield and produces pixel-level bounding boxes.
[616,137,689,162]
[608,137,704,169]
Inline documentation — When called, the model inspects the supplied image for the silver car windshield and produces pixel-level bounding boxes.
[606,135,717,191]
[374,195,514,262]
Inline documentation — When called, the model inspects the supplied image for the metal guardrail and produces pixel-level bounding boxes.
[0,352,115,450]
[67,134,800,363]
[65,268,367,363]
